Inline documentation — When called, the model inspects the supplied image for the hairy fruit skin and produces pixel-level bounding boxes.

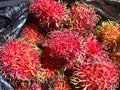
[71,57,119,90]
[0,39,41,81]
[69,3,98,36]
[42,72,70,90]
[84,36,106,58]
[42,29,83,70]
[29,0,67,30]
[20,23,43,44]
[109,52,120,73]
[54,79,70,90]
[96,21,120,52]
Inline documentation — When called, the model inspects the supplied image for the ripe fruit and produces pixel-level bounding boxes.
[84,36,106,58]
[71,57,119,90]
[0,39,41,83]
[20,23,43,44]
[42,29,83,70]
[69,2,98,36]
[29,0,67,30]
[95,20,120,52]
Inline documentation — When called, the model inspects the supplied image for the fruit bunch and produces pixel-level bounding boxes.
[0,0,120,90]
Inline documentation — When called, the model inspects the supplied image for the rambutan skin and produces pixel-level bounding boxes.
[42,29,83,70]
[54,79,71,90]
[20,23,43,44]
[29,0,67,30]
[71,57,119,90]
[42,71,71,90]
[84,36,106,58]
[95,20,120,52]
[0,39,41,81]
[109,52,120,73]
[69,3,98,35]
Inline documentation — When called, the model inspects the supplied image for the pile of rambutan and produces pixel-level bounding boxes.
[0,0,120,90]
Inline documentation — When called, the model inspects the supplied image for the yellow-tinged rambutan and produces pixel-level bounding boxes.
[20,23,44,44]
[95,20,120,52]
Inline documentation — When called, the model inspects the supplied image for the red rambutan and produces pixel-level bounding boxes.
[29,0,67,30]
[0,39,41,82]
[95,20,120,52]
[42,29,83,70]
[69,2,98,36]
[84,36,106,58]
[20,23,43,44]
[71,57,119,90]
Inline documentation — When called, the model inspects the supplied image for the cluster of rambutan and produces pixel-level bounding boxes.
[0,0,120,90]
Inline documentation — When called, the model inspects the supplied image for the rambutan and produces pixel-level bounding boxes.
[0,39,42,84]
[71,57,119,90]
[95,20,120,52]
[69,2,98,36]
[42,29,83,70]
[84,36,106,58]
[20,23,43,44]
[29,0,67,30]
